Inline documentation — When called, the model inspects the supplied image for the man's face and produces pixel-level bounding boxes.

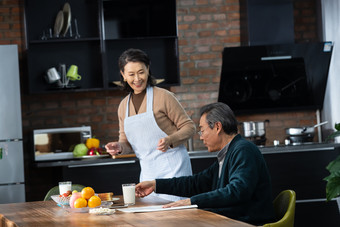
[199,114,220,152]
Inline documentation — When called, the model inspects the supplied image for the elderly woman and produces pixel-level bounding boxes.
[105,48,195,201]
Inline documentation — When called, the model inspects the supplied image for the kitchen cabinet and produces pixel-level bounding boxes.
[24,0,179,94]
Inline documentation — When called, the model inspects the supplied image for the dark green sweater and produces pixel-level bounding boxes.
[156,134,275,225]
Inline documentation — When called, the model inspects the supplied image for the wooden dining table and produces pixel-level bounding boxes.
[0,195,255,227]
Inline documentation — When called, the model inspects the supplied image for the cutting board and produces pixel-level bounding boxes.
[112,154,136,159]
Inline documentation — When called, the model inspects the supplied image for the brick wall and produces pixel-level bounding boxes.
[2,0,320,154]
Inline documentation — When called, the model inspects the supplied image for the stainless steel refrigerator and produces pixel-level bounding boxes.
[0,45,26,203]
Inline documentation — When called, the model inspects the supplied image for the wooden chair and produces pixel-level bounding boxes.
[263,190,296,227]
[43,184,85,201]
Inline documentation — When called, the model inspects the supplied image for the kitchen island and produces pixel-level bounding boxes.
[31,142,340,226]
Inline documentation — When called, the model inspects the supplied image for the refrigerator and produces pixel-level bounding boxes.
[0,45,26,203]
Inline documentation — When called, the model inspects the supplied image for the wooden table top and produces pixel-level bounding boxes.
[0,195,255,227]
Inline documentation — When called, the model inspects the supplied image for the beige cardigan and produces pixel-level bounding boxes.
[117,86,196,154]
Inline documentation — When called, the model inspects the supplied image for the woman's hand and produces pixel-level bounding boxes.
[162,198,191,208]
[105,142,122,156]
[157,137,171,152]
[135,180,156,198]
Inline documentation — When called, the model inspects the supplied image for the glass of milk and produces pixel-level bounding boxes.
[122,183,136,205]
[59,181,72,195]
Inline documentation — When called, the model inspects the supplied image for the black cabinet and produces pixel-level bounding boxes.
[62,162,140,195]
[263,147,340,227]
[24,0,179,94]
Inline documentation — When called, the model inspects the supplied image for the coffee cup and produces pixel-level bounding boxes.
[66,65,82,81]
[46,67,61,84]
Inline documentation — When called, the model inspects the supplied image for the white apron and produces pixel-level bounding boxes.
[124,86,192,201]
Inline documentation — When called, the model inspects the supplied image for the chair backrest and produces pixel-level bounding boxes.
[43,184,85,201]
[263,190,296,227]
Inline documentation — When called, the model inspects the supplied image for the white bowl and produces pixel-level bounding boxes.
[51,195,70,206]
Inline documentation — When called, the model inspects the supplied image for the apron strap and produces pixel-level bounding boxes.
[125,86,153,118]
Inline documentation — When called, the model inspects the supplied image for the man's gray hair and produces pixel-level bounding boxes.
[199,102,238,135]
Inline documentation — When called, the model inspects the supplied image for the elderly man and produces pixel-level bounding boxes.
[135,102,275,225]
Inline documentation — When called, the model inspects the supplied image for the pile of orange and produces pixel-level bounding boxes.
[74,187,101,208]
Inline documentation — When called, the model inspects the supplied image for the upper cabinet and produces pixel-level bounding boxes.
[24,0,179,94]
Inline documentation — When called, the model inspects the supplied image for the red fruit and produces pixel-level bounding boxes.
[87,148,95,156]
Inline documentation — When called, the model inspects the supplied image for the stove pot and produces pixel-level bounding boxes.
[285,127,315,136]
[240,120,270,138]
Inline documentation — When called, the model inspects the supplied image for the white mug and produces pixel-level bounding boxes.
[46,67,61,84]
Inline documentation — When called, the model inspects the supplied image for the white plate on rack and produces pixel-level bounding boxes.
[61,2,71,36]
[53,10,64,37]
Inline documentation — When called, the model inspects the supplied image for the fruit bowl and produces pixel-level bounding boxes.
[51,195,70,206]
[63,201,113,213]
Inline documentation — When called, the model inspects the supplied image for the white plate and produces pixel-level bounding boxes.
[53,10,64,37]
[61,2,71,36]
[107,197,120,202]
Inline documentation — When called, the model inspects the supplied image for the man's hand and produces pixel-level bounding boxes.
[135,180,156,198]
[162,198,191,208]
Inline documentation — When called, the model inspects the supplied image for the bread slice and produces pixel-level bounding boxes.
[98,192,113,201]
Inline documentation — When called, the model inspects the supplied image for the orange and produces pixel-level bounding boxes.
[74,198,87,208]
[81,187,95,200]
[88,195,101,208]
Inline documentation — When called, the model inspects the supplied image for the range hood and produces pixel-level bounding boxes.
[218,42,333,114]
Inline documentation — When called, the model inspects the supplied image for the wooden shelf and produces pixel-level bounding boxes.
[24,0,179,94]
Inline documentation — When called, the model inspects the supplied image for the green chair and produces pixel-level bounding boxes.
[44,184,85,201]
[263,190,296,227]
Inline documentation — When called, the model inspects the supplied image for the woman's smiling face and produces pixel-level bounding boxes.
[121,62,149,94]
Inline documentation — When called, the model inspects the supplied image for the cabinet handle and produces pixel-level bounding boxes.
[68,160,135,168]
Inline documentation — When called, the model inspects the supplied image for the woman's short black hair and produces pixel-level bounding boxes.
[118,48,156,92]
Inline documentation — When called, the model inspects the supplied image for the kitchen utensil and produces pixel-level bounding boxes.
[112,79,165,86]
[57,64,69,88]
[285,121,328,136]
[61,3,71,37]
[112,154,136,159]
[67,65,81,81]
[74,18,80,39]
[53,10,64,37]
[49,28,53,38]
[40,30,47,40]
[45,67,61,84]
[51,194,70,206]
[239,120,270,138]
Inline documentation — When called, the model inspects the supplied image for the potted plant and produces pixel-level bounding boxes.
[324,123,340,212]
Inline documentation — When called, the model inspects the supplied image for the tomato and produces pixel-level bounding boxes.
[60,190,72,197]
[87,148,95,156]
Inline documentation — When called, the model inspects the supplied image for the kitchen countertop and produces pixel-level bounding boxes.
[35,142,340,168]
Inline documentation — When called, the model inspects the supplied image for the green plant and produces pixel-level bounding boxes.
[325,123,340,142]
[324,123,340,201]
